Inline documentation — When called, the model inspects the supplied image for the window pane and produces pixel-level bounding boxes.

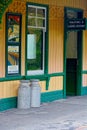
[66,9,77,19]
[8,46,19,74]
[37,18,45,27]
[28,18,36,26]
[37,8,45,17]
[27,28,43,71]
[28,7,36,16]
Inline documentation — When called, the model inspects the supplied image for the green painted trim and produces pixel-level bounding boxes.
[49,72,64,77]
[46,76,50,90]
[25,72,64,79]
[25,75,47,80]
[65,7,83,12]
[26,2,49,75]
[25,72,64,90]
[81,87,87,95]
[45,5,49,74]
[66,92,76,96]
[82,70,87,74]
[1,88,86,112]
[0,76,25,82]
[0,72,64,82]
[77,31,83,95]
[5,13,22,77]
[25,3,28,76]
[0,72,64,92]
[0,0,13,24]
[41,90,63,102]
[5,13,8,76]
[0,97,17,111]
[64,7,83,96]
[63,7,68,98]
[0,90,63,111]
[26,2,48,8]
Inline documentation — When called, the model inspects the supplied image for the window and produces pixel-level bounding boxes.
[6,13,22,76]
[26,4,48,75]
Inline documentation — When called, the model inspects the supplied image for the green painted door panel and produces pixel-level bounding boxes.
[66,59,77,95]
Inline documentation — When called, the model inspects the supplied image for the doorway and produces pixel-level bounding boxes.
[65,8,83,96]
[66,31,77,95]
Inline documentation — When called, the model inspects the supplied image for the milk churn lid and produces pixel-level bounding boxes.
[20,80,29,83]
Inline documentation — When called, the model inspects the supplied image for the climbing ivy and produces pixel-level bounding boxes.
[0,0,13,23]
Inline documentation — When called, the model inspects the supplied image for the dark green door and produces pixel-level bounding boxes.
[66,58,77,95]
[66,31,77,96]
[65,8,83,96]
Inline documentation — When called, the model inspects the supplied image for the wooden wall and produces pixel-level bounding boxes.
[83,30,87,86]
[49,6,64,73]
[0,81,19,98]
[0,16,5,78]
[82,11,87,87]
[0,0,87,98]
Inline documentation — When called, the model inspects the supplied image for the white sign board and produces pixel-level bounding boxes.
[27,34,36,59]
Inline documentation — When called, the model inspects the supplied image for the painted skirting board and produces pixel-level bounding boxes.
[81,87,87,95]
[0,97,17,111]
[41,90,63,102]
[0,90,63,111]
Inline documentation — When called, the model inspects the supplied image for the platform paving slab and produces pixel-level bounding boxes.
[0,96,87,130]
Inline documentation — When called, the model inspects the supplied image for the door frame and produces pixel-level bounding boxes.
[63,7,83,97]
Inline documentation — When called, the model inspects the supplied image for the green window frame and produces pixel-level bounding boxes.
[26,3,48,76]
[5,12,22,76]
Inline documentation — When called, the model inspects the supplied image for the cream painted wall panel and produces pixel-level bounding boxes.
[0,30,3,77]
[0,81,19,98]
[0,16,5,77]
[0,79,63,98]
[39,81,46,92]
[26,0,87,9]
[83,30,87,70]
[72,0,85,9]
[49,18,64,73]
[13,0,86,9]
[59,0,87,9]
[82,74,87,87]
[82,11,87,87]
[49,20,55,73]
[0,83,3,98]
[48,77,63,91]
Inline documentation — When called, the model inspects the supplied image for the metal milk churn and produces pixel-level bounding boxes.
[17,80,31,109]
[30,79,41,107]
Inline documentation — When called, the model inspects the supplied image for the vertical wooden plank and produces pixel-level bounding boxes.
[49,18,64,73]
[0,15,5,77]
[82,74,87,87]
[83,30,87,70]
[39,81,46,92]
[0,81,20,98]
[49,77,63,91]
[21,14,25,75]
